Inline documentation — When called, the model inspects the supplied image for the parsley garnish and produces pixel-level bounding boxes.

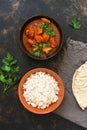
[69,18,81,29]
[32,49,42,57]
[39,22,56,36]
[0,53,20,93]
[44,27,56,36]
[39,22,48,28]
[39,43,50,48]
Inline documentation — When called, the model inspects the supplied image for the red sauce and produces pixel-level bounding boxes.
[23,18,61,57]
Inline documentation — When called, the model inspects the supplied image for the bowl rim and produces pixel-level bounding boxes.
[19,15,64,60]
[18,68,64,114]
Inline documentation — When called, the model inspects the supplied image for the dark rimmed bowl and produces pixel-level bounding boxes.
[20,15,63,60]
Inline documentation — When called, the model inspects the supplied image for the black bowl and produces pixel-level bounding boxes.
[20,15,63,60]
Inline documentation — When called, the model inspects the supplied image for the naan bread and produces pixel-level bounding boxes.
[72,61,87,110]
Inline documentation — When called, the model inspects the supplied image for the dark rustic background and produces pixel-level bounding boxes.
[0,0,87,130]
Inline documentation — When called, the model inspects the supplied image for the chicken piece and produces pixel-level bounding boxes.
[42,33,49,42]
[35,35,43,43]
[27,39,35,45]
[50,37,57,48]
[42,47,52,54]
[41,18,50,23]
[36,27,43,35]
[25,25,35,38]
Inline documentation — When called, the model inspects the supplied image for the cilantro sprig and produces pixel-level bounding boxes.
[32,43,51,57]
[69,18,81,29]
[39,22,56,36]
[0,53,20,93]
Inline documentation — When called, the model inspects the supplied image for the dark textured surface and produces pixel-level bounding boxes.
[0,0,87,130]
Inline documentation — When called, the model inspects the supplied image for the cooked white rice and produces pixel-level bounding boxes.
[23,71,60,109]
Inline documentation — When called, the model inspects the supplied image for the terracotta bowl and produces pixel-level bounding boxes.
[20,15,63,60]
[18,68,64,114]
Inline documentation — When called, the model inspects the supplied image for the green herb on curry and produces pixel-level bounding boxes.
[32,42,51,57]
[40,22,56,36]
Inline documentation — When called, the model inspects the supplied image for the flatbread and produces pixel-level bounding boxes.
[72,61,87,110]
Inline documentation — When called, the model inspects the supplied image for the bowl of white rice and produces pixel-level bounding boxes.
[18,68,64,114]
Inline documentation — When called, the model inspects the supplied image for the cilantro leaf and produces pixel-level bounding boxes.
[0,74,6,83]
[32,49,42,57]
[39,22,56,36]
[44,27,56,36]
[1,65,11,72]
[39,43,50,48]
[10,66,20,74]
[39,22,48,28]
[69,18,81,29]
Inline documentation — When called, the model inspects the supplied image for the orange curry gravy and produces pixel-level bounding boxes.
[23,18,61,57]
